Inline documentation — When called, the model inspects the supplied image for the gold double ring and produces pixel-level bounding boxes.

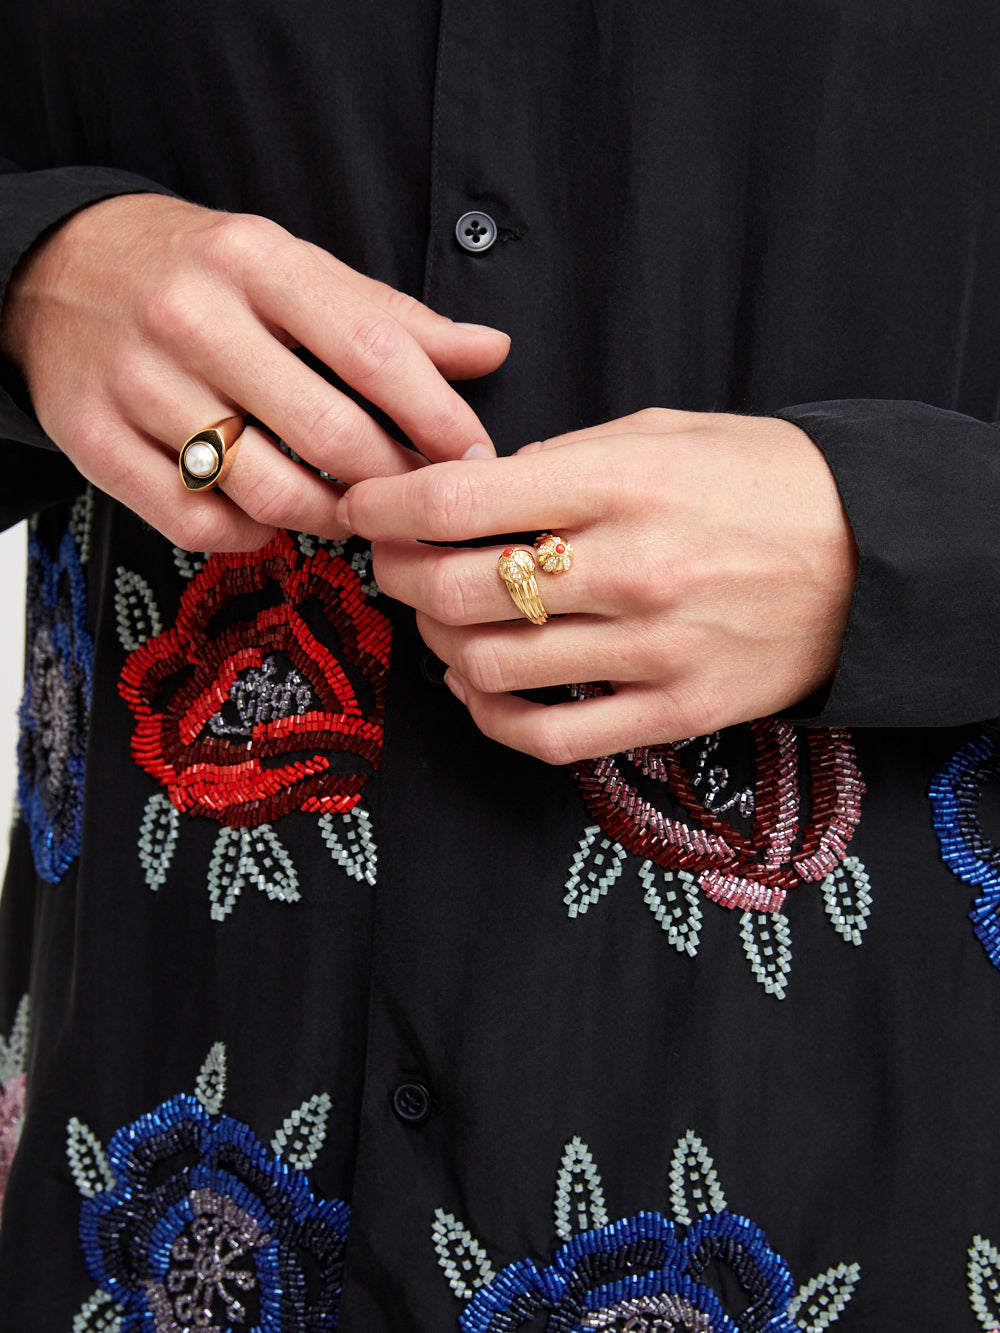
[179,416,244,492]
[497,547,548,625]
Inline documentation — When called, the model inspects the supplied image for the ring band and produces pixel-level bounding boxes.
[534,532,574,574]
[179,416,244,492]
[497,547,548,624]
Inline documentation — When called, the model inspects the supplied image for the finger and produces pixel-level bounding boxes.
[418,615,656,695]
[514,407,701,455]
[250,246,502,462]
[214,426,350,538]
[152,303,436,482]
[342,451,608,542]
[372,539,597,625]
[443,676,727,765]
[103,368,353,536]
[312,255,511,381]
[67,413,275,552]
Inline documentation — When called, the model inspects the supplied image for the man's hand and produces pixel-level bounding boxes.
[340,409,858,761]
[0,193,509,550]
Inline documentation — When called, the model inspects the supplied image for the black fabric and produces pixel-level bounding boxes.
[0,3,999,1331]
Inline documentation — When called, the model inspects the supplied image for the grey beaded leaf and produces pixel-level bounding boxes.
[821,856,872,947]
[564,826,626,918]
[113,567,163,651]
[668,1130,727,1227]
[295,532,345,559]
[0,993,29,1086]
[194,1042,227,1115]
[638,862,703,956]
[137,793,179,892]
[271,1092,331,1171]
[739,910,792,1001]
[68,488,94,567]
[72,1290,125,1333]
[554,1137,609,1240]
[171,547,209,580]
[318,807,377,885]
[788,1263,861,1332]
[969,1235,1000,1329]
[239,825,300,905]
[432,1209,496,1301]
[207,827,247,922]
[66,1117,115,1199]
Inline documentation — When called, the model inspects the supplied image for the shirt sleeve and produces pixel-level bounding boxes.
[774,398,1000,729]
[0,161,176,525]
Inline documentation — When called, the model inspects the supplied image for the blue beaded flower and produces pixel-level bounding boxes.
[929,733,1000,970]
[78,1093,349,1331]
[18,526,93,882]
[460,1209,797,1333]
[437,1134,859,1331]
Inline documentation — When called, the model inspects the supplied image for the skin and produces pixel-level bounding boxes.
[0,194,508,552]
[1,196,857,762]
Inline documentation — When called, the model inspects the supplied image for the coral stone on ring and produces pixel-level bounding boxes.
[534,532,574,573]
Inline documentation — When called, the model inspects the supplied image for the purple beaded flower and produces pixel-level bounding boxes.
[69,1048,348,1331]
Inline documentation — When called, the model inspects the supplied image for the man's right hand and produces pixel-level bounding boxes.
[0,193,509,550]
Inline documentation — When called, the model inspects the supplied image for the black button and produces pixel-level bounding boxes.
[392,1082,431,1124]
[455,211,497,253]
[421,651,448,687]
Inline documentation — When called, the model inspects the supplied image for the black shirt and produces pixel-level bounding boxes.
[1,3,999,1330]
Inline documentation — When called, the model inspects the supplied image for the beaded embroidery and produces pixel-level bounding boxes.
[929,734,1000,970]
[969,1235,1000,1330]
[119,531,390,827]
[18,519,93,882]
[69,1044,349,1332]
[435,1131,859,1332]
[566,719,869,999]
[0,994,29,1223]
[118,532,389,917]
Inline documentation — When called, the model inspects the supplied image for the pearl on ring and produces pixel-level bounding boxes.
[179,417,244,491]
[182,441,219,478]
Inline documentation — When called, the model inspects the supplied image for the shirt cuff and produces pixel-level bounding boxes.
[774,399,1000,729]
[0,165,178,526]
[0,162,177,449]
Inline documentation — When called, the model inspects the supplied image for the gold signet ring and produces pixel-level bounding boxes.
[179,416,244,492]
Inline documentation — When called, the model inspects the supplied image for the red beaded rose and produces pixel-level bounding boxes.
[571,712,864,913]
[119,533,390,827]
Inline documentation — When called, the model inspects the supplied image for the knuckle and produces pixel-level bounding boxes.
[298,395,355,460]
[432,558,474,625]
[200,211,283,273]
[423,393,466,441]
[64,407,116,465]
[162,504,225,554]
[419,464,479,537]
[377,283,424,325]
[459,638,508,695]
[344,314,403,380]
[527,719,579,768]
[230,471,294,529]
[137,276,214,349]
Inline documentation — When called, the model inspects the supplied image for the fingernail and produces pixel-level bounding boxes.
[335,495,353,532]
[454,322,510,339]
[444,670,468,705]
[462,441,494,461]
